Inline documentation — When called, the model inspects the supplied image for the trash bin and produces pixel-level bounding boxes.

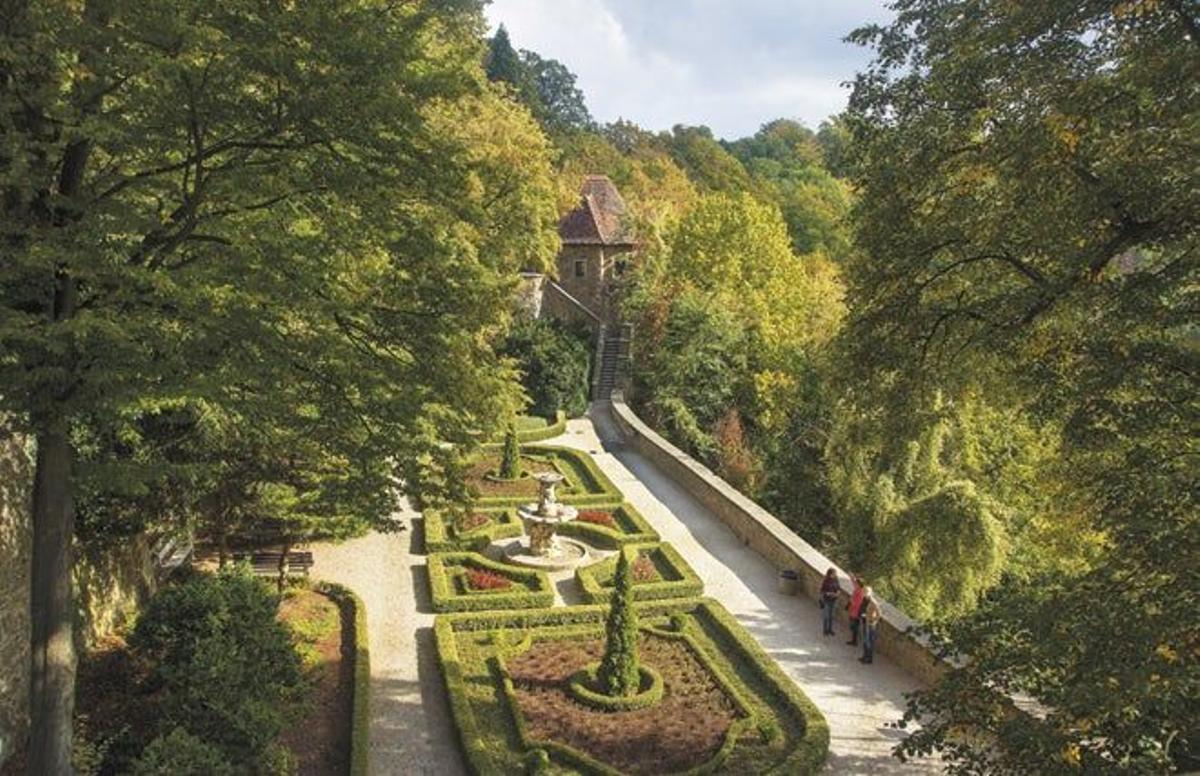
[777,569,799,595]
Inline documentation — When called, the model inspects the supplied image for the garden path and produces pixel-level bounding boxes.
[553,404,942,775]
[310,403,940,774]
[310,517,468,776]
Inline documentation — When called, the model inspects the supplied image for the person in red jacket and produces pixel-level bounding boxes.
[846,576,866,646]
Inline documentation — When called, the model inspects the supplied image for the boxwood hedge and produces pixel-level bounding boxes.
[423,508,523,554]
[575,542,703,603]
[472,445,622,508]
[427,552,554,613]
[557,503,659,549]
[314,582,370,776]
[433,598,829,775]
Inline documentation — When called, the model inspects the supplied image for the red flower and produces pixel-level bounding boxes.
[577,510,616,528]
[465,567,513,591]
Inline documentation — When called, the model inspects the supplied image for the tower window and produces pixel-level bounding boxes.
[574,258,585,278]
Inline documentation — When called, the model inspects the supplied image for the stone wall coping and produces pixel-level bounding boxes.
[608,391,953,682]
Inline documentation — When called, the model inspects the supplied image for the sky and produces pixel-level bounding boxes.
[484,0,894,140]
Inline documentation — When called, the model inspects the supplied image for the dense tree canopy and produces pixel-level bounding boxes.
[1,0,558,767]
[844,0,1199,770]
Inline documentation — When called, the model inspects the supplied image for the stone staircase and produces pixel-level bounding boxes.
[596,334,622,399]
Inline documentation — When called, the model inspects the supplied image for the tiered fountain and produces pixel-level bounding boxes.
[503,472,590,570]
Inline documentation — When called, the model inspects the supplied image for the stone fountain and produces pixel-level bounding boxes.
[503,472,590,570]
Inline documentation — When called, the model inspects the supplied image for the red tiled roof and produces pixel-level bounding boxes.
[559,175,636,245]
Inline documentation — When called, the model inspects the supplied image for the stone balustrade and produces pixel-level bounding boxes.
[608,391,951,686]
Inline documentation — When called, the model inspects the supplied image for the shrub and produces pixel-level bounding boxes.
[130,728,235,776]
[427,552,555,612]
[597,550,640,697]
[501,318,591,417]
[465,567,514,591]
[129,566,303,767]
[500,424,521,479]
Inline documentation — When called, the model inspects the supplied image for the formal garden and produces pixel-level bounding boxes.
[426,439,830,774]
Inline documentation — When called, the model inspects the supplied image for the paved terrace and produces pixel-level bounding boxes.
[312,403,941,775]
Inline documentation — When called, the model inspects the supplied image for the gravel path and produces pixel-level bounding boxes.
[310,404,940,775]
[309,509,467,776]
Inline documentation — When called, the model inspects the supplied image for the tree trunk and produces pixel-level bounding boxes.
[276,543,292,595]
[28,429,77,776]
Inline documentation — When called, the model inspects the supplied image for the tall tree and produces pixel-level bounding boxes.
[521,50,594,132]
[0,1,558,769]
[485,24,526,88]
[844,0,1198,770]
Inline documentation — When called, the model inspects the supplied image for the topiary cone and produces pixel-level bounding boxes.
[597,548,640,697]
[500,422,520,479]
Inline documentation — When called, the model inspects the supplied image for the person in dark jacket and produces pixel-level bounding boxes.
[846,576,865,646]
[819,567,840,636]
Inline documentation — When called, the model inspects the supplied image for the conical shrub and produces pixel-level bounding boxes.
[597,548,640,696]
[499,423,520,479]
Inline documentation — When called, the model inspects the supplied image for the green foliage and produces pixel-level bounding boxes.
[500,424,521,480]
[2,2,560,758]
[597,551,641,697]
[511,411,567,443]
[575,542,703,604]
[426,552,555,613]
[129,568,303,768]
[130,728,235,776]
[568,662,663,712]
[665,125,755,194]
[725,119,853,255]
[312,583,371,776]
[434,598,829,774]
[485,26,593,133]
[876,482,1007,621]
[471,445,622,508]
[502,318,592,417]
[844,0,1199,770]
[485,25,526,88]
[423,507,525,553]
[556,503,659,550]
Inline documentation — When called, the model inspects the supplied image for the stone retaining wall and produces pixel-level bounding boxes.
[608,392,949,686]
[0,425,157,768]
[0,426,32,767]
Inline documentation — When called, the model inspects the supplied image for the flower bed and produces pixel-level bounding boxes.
[557,503,659,549]
[468,445,622,508]
[423,508,523,553]
[575,543,703,604]
[427,552,554,613]
[434,598,829,775]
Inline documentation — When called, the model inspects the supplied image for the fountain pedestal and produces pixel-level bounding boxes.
[502,472,590,570]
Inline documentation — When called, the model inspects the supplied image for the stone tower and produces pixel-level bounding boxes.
[544,175,637,329]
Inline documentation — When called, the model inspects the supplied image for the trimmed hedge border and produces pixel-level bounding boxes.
[427,552,554,613]
[515,411,568,443]
[557,503,659,549]
[434,598,829,774]
[473,445,623,508]
[313,582,370,776]
[567,662,664,712]
[423,507,522,553]
[575,542,702,603]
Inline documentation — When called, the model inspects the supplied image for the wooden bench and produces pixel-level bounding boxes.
[232,550,315,578]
